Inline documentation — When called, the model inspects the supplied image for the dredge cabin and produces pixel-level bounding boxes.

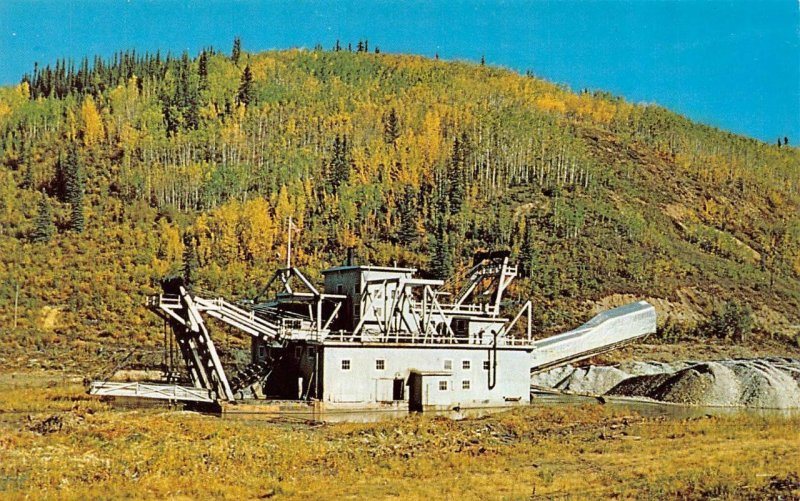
[259,259,534,410]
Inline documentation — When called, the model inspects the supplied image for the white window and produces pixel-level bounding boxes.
[438,380,448,391]
[375,359,385,370]
[341,359,351,371]
[462,360,471,370]
[483,360,490,371]
[443,359,453,371]
[462,380,471,390]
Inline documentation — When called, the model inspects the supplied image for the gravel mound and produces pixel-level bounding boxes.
[532,358,800,409]
[531,365,630,395]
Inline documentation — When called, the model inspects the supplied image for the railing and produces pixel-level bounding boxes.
[148,294,180,308]
[89,381,215,403]
[193,297,280,338]
[321,329,534,347]
[152,293,282,341]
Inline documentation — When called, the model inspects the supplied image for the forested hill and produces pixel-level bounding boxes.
[1,44,799,367]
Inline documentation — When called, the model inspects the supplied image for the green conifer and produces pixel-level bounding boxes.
[327,134,350,192]
[182,231,198,285]
[31,193,54,243]
[237,65,255,107]
[65,146,85,233]
[430,219,453,280]
[519,218,538,278]
[23,156,34,190]
[384,108,400,145]
[448,133,468,214]
[398,187,418,246]
[232,37,242,65]
[198,50,209,91]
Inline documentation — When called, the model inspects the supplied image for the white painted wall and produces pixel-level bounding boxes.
[321,344,532,407]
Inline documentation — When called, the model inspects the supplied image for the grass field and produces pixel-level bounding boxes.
[0,372,798,500]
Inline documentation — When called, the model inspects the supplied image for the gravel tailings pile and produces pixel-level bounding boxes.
[532,358,800,409]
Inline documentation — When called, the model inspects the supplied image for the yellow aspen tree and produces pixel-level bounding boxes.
[0,100,11,124]
[18,81,30,100]
[194,214,213,265]
[212,201,241,264]
[239,198,275,262]
[274,185,293,226]
[156,219,183,263]
[535,95,567,114]
[420,110,442,168]
[65,107,78,142]
[80,95,105,146]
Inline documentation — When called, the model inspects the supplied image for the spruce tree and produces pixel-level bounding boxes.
[384,108,400,145]
[232,37,242,65]
[429,194,454,279]
[430,217,453,280]
[22,156,34,190]
[327,134,350,192]
[198,50,209,91]
[447,133,468,214]
[237,65,255,107]
[398,187,418,246]
[519,218,538,278]
[64,146,85,233]
[177,52,199,129]
[182,231,198,286]
[31,193,54,243]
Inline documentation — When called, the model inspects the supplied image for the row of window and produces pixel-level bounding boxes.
[341,359,380,371]
[340,359,491,371]
[438,380,471,391]
[443,359,483,370]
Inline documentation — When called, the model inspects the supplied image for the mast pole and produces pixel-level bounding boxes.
[287,216,293,269]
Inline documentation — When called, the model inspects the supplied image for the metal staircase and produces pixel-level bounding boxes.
[229,357,280,395]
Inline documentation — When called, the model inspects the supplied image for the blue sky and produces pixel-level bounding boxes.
[0,0,797,143]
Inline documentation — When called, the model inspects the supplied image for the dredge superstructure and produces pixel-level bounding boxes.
[91,251,656,412]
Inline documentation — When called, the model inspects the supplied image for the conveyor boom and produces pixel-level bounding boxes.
[530,301,656,372]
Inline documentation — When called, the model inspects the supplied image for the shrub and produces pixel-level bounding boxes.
[700,300,754,342]
[655,318,694,343]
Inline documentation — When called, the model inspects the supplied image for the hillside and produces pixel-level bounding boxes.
[0,45,798,370]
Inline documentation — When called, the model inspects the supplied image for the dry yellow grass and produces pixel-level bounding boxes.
[0,372,798,500]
